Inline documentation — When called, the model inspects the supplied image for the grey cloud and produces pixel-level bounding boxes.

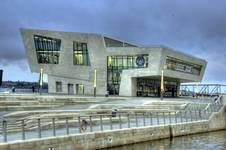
[0,0,226,82]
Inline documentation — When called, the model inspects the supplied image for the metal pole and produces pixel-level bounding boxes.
[100,115,103,131]
[135,113,138,127]
[185,111,188,122]
[89,116,93,132]
[52,118,56,136]
[169,112,171,124]
[110,115,113,130]
[66,118,69,135]
[93,69,97,97]
[163,112,165,125]
[175,112,177,123]
[150,113,153,125]
[143,113,145,126]
[157,112,159,125]
[119,114,122,129]
[180,111,182,123]
[38,118,41,138]
[160,70,164,100]
[3,120,7,142]
[127,114,130,128]
[190,110,193,122]
[22,120,25,140]
[78,116,81,133]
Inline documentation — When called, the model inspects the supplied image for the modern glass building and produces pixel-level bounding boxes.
[21,29,207,97]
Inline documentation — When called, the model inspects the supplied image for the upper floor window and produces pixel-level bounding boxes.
[73,42,90,65]
[34,35,61,64]
[165,56,202,75]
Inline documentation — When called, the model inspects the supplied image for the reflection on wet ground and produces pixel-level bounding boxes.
[106,130,226,150]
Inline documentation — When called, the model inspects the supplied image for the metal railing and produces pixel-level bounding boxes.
[180,84,226,97]
[0,96,224,143]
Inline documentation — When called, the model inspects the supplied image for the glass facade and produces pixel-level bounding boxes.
[166,57,202,75]
[104,37,137,47]
[137,78,178,97]
[73,42,90,65]
[34,35,61,64]
[107,54,148,95]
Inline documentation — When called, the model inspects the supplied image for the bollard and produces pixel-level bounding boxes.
[110,115,113,130]
[157,112,159,125]
[143,113,145,126]
[21,120,25,140]
[52,118,56,136]
[163,112,165,125]
[3,120,7,142]
[169,112,171,124]
[127,114,130,128]
[66,118,69,135]
[119,114,122,129]
[78,116,81,133]
[135,113,138,127]
[89,116,93,132]
[38,118,41,138]
[100,115,103,131]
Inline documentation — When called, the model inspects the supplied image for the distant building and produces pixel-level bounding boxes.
[21,29,207,97]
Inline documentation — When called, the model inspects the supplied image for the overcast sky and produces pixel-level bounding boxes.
[0,0,226,83]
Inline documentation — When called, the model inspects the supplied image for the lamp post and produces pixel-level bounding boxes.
[93,69,97,97]
[39,66,43,95]
[160,69,164,100]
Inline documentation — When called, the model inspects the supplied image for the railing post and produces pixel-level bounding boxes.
[52,118,56,136]
[127,114,130,128]
[180,111,182,123]
[66,117,69,135]
[110,115,113,130]
[119,114,122,129]
[135,113,138,127]
[3,120,7,142]
[150,113,153,125]
[190,110,193,122]
[100,115,103,131]
[143,113,145,126]
[21,120,25,140]
[163,112,165,125]
[89,116,93,132]
[185,111,188,122]
[78,116,81,133]
[38,118,41,138]
[157,112,159,125]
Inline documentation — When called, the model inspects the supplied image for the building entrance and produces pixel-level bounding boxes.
[136,78,178,97]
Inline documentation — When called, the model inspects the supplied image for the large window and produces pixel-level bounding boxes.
[73,42,90,65]
[107,54,148,95]
[104,37,137,47]
[166,57,202,75]
[34,35,61,64]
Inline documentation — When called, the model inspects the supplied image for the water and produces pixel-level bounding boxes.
[106,130,226,150]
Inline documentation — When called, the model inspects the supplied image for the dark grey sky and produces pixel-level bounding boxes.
[0,0,226,83]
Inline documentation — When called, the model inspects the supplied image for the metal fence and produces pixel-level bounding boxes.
[0,95,224,143]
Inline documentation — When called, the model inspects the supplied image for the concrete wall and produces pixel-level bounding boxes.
[0,106,225,150]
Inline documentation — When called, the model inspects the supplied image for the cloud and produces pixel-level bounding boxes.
[0,0,226,82]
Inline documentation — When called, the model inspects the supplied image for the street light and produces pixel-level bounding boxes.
[39,66,43,95]
[93,68,97,97]
[160,69,164,100]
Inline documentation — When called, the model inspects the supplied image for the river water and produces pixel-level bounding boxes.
[107,130,226,150]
